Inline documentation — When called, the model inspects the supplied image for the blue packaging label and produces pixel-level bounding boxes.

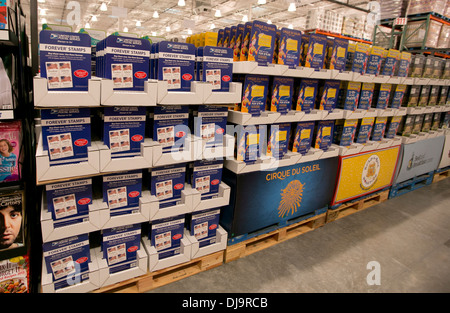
[327,38,348,72]
[149,214,185,259]
[193,105,227,147]
[45,179,92,228]
[358,83,375,110]
[151,105,189,154]
[397,52,411,77]
[247,20,276,66]
[365,46,385,75]
[190,159,223,200]
[291,121,314,155]
[241,74,270,117]
[305,34,327,70]
[39,31,91,91]
[314,120,335,151]
[102,170,142,217]
[157,41,196,92]
[277,28,302,69]
[196,46,233,92]
[390,84,407,109]
[318,80,340,112]
[41,108,91,166]
[374,84,392,109]
[295,79,319,114]
[266,123,291,160]
[338,81,361,111]
[268,76,294,115]
[150,163,186,208]
[188,208,220,248]
[102,106,146,158]
[371,117,388,141]
[42,234,90,290]
[351,43,370,74]
[381,49,400,76]
[355,117,375,144]
[102,223,141,274]
[333,119,358,147]
[385,116,402,139]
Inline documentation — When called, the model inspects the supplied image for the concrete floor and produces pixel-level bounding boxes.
[148,177,450,293]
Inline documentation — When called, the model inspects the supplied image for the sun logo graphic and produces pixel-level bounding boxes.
[277,180,305,218]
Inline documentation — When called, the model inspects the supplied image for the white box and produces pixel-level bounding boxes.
[151,135,197,167]
[353,73,376,83]
[338,144,364,156]
[387,76,403,84]
[143,236,192,272]
[36,133,100,184]
[41,249,100,293]
[193,134,235,161]
[296,148,324,163]
[372,75,391,84]
[309,69,331,80]
[401,134,420,144]
[300,109,326,121]
[283,66,316,78]
[360,141,380,152]
[376,108,396,117]
[319,144,340,159]
[157,80,205,105]
[97,139,153,173]
[323,109,345,120]
[184,225,227,259]
[95,197,151,230]
[100,79,157,106]
[403,77,415,85]
[232,61,288,76]
[329,70,354,81]
[226,110,280,125]
[396,107,408,116]
[406,107,426,115]
[189,182,231,213]
[413,77,430,86]
[33,76,101,108]
[342,109,366,120]
[96,246,147,288]
[224,157,274,174]
[203,82,242,104]
[142,188,194,221]
[273,110,306,123]
[40,193,102,243]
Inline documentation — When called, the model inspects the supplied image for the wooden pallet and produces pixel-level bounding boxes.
[223,212,327,263]
[433,167,450,183]
[326,189,390,223]
[93,250,224,293]
[389,171,434,199]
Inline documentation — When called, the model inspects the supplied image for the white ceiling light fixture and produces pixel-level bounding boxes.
[38,0,45,3]
[153,11,159,18]
[123,27,128,32]
[136,20,141,27]
[210,23,215,29]
[288,24,293,29]
[41,18,47,24]
[178,0,186,7]
[151,31,156,36]
[187,29,192,34]
[85,23,90,28]
[288,3,296,12]
[40,9,46,15]
[242,15,248,22]
[100,3,107,12]
[215,9,221,18]
[91,15,98,22]
[166,26,171,32]
[267,19,272,24]
[258,0,266,4]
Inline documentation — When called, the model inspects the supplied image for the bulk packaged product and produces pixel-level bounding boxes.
[338,81,361,111]
[365,46,385,76]
[96,35,150,91]
[101,223,141,274]
[313,120,335,151]
[267,76,294,115]
[350,42,371,74]
[333,119,358,147]
[410,54,426,77]
[247,20,277,66]
[78,28,107,76]
[325,37,348,72]
[40,108,91,166]
[431,112,442,130]
[358,82,375,110]
[235,124,266,163]
[156,41,195,92]
[189,159,223,200]
[398,115,414,136]
[186,208,221,248]
[418,85,431,107]
[294,78,319,114]
[345,43,356,72]
[277,27,302,69]
[385,116,402,139]
[381,49,400,76]
[239,74,270,116]
[422,57,435,78]
[355,117,375,144]
[371,116,388,141]
[438,86,449,105]
[148,214,185,259]
[421,113,433,132]
[405,85,420,107]
[317,80,340,112]
[432,57,445,79]
[0,120,22,183]
[389,84,407,109]
[196,46,233,92]
[149,163,186,208]
[290,121,315,155]
[373,83,392,110]
[42,234,90,290]
[396,51,412,77]
[39,30,91,91]
[428,85,440,105]
[192,105,227,146]
[412,114,424,134]
[266,123,291,160]
[102,170,142,217]
[305,33,327,70]
[45,178,93,228]
[150,105,190,153]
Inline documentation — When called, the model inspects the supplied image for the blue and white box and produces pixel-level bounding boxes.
[102,170,142,217]
[192,105,228,145]
[196,46,233,92]
[149,214,185,259]
[39,30,91,91]
[266,123,291,159]
[102,106,146,158]
[189,159,224,200]
[294,79,319,114]
[313,120,335,151]
[101,223,141,274]
[41,108,91,166]
[187,208,221,248]
[317,80,340,112]
[45,178,93,228]
[291,121,315,155]
[358,83,375,110]
[371,117,388,141]
[42,234,91,290]
[149,163,186,208]
[267,76,294,115]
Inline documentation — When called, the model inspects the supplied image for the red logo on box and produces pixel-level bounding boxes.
[222,75,231,82]
[127,246,138,252]
[216,128,224,134]
[128,191,140,198]
[76,257,88,264]
[211,179,220,185]
[131,134,143,142]
[175,131,186,138]
[182,73,192,81]
[209,224,217,230]
[74,70,88,78]
[74,139,88,146]
[77,198,91,205]
[174,183,184,190]
[172,234,182,240]
[134,71,147,79]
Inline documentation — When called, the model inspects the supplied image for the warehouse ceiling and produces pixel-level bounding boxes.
[19,0,373,39]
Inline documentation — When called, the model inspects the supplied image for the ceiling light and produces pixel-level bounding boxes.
[267,20,272,24]
[100,3,107,11]
[288,3,296,12]
[151,31,156,36]
[215,10,221,18]
[91,15,97,22]
[136,20,141,27]
[187,29,192,35]
[258,0,266,4]
[40,9,46,15]
[41,18,47,24]
[210,23,215,29]
[166,26,171,32]
[123,27,128,32]
[153,11,159,18]
[38,0,45,3]
[85,23,90,28]
[288,24,293,29]
[242,15,248,22]
[178,0,185,6]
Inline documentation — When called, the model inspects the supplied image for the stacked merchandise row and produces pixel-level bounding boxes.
[0,0,34,293]
[35,27,235,293]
